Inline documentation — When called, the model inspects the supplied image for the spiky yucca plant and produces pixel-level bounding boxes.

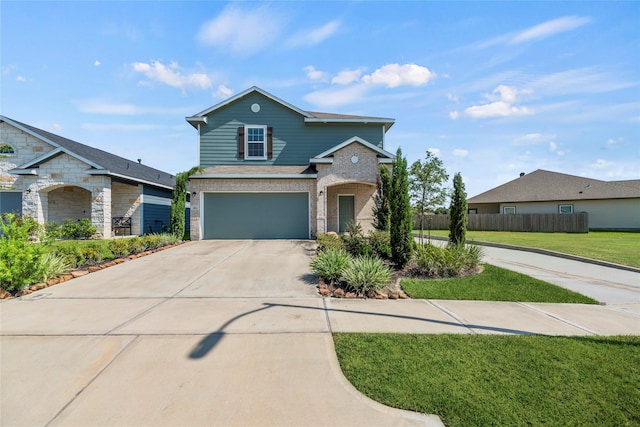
[341,255,392,294]
[310,247,350,285]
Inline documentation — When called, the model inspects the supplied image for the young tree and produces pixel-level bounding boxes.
[409,151,449,244]
[449,172,468,246]
[372,165,391,231]
[170,166,203,239]
[389,148,413,267]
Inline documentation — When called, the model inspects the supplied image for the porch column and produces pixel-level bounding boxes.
[316,185,327,235]
[91,179,111,238]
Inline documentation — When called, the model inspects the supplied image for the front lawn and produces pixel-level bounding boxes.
[334,333,640,427]
[402,264,598,304]
[418,230,640,268]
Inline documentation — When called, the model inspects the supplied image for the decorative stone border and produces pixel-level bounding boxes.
[0,241,186,300]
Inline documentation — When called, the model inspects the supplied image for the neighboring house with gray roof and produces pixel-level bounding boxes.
[186,86,395,239]
[467,169,640,230]
[1,115,176,237]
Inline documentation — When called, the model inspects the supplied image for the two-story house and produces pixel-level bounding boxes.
[186,86,395,240]
[0,116,176,237]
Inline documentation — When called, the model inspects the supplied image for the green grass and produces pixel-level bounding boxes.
[402,264,598,304]
[418,230,640,268]
[334,333,640,427]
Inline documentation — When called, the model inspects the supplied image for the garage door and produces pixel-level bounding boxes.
[203,193,309,239]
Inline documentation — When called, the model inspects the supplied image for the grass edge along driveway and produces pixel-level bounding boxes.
[334,333,640,427]
[418,230,639,268]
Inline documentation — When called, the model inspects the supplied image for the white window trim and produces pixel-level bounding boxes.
[244,125,267,160]
[558,204,574,214]
[503,206,516,214]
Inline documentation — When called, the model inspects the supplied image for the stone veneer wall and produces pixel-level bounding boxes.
[0,122,53,190]
[188,178,316,240]
[316,143,381,234]
[47,186,92,223]
[111,181,142,235]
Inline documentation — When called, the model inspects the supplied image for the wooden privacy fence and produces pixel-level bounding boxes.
[416,213,589,233]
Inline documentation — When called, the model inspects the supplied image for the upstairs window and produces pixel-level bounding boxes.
[246,126,266,159]
[237,125,273,160]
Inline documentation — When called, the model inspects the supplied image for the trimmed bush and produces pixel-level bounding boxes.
[341,221,373,257]
[368,230,391,260]
[316,233,344,252]
[60,218,97,240]
[0,214,45,291]
[341,255,392,294]
[413,243,483,278]
[310,247,350,285]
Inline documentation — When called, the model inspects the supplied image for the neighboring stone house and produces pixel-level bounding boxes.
[467,169,640,230]
[0,116,176,237]
[186,86,395,240]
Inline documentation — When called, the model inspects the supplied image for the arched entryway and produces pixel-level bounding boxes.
[46,185,92,224]
[325,182,377,234]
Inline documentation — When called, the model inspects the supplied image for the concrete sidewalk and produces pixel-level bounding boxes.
[1,240,639,427]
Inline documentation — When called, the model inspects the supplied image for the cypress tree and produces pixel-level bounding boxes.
[390,148,412,267]
[449,172,468,245]
[373,165,391,231]
[170,166,203,239]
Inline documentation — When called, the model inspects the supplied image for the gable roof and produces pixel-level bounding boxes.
[186,86,395,131]
[468,169,640,204]
[1,116,175,189]
[310,136,395,164]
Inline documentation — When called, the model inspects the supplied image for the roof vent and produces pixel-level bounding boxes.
[519,172,525,177]
[137,159,142,164]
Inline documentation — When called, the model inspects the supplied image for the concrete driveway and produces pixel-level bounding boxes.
[2,240,638,426]
[0,240,441,427]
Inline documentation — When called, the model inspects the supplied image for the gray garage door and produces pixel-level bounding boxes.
[203,193,309,239]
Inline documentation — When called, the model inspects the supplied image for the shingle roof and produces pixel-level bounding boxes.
[186,86,394,131]
[468,169,640,203]
[195,165,316,177]
[2,116,175,189]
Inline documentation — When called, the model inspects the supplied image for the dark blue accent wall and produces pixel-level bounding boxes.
[141,185,173,234]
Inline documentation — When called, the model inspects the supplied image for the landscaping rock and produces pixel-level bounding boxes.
[398,290,409,299]
[345,292,356,299]
[59,274,73,282]
[0,288,12,299]
[87,266,102,273]
[388,291,399,300]
[46,278,60,286]
[333,288,345,298]
[114,258,125,264]
[71,270,88,278]
[319,288,330,297]
[375,291,388,299]
[30,283,47,291]
[15,289,32,297]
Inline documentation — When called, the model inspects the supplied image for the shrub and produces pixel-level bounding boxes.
[126,237,146,254]
[37,253,72,282]
[368,230,391,260]
[341,255,392,294]
[45,222,63,240]
[107,239,132,257]
[61,218,97,240]
[310,247,350,285]
[316,233,344,252]
[413,243,483,278]
[341,221,373,257]
[0,213,45,291]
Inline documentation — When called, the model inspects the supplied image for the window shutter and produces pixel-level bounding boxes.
[267,127,273,159]
[237,126,245,158]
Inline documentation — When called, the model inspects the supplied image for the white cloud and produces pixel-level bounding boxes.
[50,123,62,132]
[304,65,328,82]
[332,68,363,85]
[453,149,469,157]
[590,158,615,169]
[94,60,101,67]
[427,148,441,156]
[16,76,26,82]
[287,20,340,48]
[465,101,532,118]
[362,63,436,88]
[510,16,591,45]
[464,84,533,119]
[132,60,212,90]
[2,64,17,75]
[213,84,233,99]
[449,111,459,120]
[447,93,459,102]
[197,5,283,55]
[513,133,555,146]
[549,141,568,156]
[304,84,369,108]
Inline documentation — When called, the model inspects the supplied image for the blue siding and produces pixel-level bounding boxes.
[143,186,172,198]
[0,192,22,215]
[142,203,171,234]
[199,92,386,167]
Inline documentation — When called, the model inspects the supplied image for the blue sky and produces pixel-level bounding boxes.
[2,1,638,198]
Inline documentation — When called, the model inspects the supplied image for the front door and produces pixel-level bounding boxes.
[338,195,355,233]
